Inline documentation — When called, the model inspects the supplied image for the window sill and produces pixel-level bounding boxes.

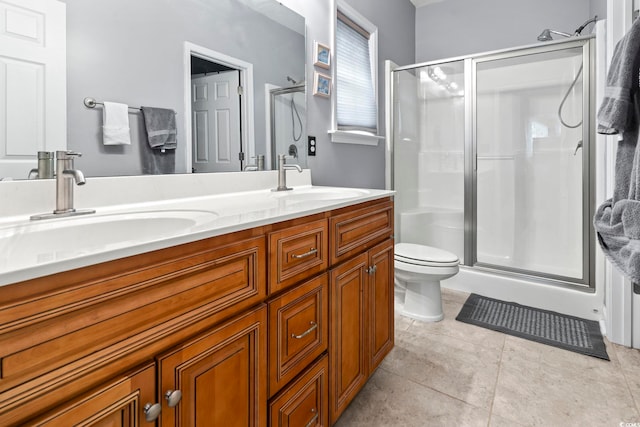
[329,130,385,146]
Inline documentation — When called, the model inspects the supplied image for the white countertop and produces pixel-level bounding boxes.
[0,171,393,287]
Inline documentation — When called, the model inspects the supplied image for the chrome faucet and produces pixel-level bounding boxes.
[28,151,55,179]
[274,154,302,191]
[55,151,86,213]
[30,151,95,220]
[244,154,265,171]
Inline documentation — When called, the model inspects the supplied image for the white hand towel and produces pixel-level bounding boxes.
[102,102,131,145]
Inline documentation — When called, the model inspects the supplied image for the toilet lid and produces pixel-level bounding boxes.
[395,243,459,267]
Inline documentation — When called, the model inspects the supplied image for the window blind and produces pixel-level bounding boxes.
[336,14,377,133]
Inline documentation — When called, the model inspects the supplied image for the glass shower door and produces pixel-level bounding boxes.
[474,46,588,281]
[393,61,466,262]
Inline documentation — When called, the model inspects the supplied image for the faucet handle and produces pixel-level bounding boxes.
[57,150,82,159]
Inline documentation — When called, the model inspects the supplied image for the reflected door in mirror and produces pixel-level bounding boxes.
[0,0,66,180]
[192,70,242,173]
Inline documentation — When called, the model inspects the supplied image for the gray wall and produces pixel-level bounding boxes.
[415,0,602,63]
[282,0,416,189]
[590,0,607,22]
[63,0,304,176]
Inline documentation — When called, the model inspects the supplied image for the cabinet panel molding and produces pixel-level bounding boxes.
[329,199,393,266]
[269,218,328,294]
[367,239,395,372]
[329,253,368,423]
[25,363,156,427]
[269,355,328,427]
[268,274,328,397]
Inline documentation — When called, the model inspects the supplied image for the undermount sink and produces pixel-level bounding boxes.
[270,188,371,204]
[0,210,219,272]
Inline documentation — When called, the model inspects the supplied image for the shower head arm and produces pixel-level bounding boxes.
[574,15,598,36]
[548,29,572,38]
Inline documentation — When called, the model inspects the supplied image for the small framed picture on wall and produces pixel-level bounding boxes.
[313,72,331,98]
[314,41,331,69]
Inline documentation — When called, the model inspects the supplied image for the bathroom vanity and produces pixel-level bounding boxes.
[0,171,394,426]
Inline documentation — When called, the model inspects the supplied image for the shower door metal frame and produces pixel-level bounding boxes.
[469,37,595,289]
[389,35,596,290]
[269,84,305,170]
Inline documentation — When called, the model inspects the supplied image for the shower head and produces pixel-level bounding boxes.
[287,76,300,85]
[537,29,572,42]
[537,15,598,42]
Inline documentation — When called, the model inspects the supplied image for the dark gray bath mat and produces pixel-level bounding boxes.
[456,294,609,360]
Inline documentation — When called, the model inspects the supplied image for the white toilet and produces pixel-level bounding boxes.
[394,242,459,322]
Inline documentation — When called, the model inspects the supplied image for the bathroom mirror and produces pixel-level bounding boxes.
[0,0,305,179]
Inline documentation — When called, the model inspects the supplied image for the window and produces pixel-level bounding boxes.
[331,1,382,145]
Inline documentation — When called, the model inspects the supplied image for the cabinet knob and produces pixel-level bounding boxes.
[165,389,183,407]
[143,402,161,422]
[366,265,377,275]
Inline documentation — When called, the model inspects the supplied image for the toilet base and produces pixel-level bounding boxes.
[395,278,444,322]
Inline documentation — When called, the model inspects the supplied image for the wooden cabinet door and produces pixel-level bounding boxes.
[157,305,267,427]
[367,239,394,373]
[329,253,368,424]
[26,363,157,426]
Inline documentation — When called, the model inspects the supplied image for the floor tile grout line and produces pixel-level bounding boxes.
[486,334,507,427]
[380,363,491,412]
[405,372,491,410]
[404,317,506,353]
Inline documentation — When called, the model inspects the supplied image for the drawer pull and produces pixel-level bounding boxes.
[291,248,318,259]
[305,411,319,427]
[291,321,318,339]
[143,402,161,422]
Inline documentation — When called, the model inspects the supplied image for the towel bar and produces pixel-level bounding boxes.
[83,97,177,115]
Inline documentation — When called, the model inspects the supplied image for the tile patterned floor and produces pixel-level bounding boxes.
[334,288,640,427]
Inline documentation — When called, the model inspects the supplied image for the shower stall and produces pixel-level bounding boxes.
[270,84,307,169]
[388,36,597,315]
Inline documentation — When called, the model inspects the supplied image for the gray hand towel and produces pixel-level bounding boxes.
[594,17,640,283]
[141,106,177,150]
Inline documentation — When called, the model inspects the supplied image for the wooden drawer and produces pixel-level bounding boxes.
[268,274,328,397]
[329,199,393,266]
[269,219,328,294]
[269,355,328,427]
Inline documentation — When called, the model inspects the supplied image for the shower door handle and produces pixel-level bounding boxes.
[573,140,583,156]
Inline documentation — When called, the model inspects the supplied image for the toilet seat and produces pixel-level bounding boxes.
[395,243,459,268]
